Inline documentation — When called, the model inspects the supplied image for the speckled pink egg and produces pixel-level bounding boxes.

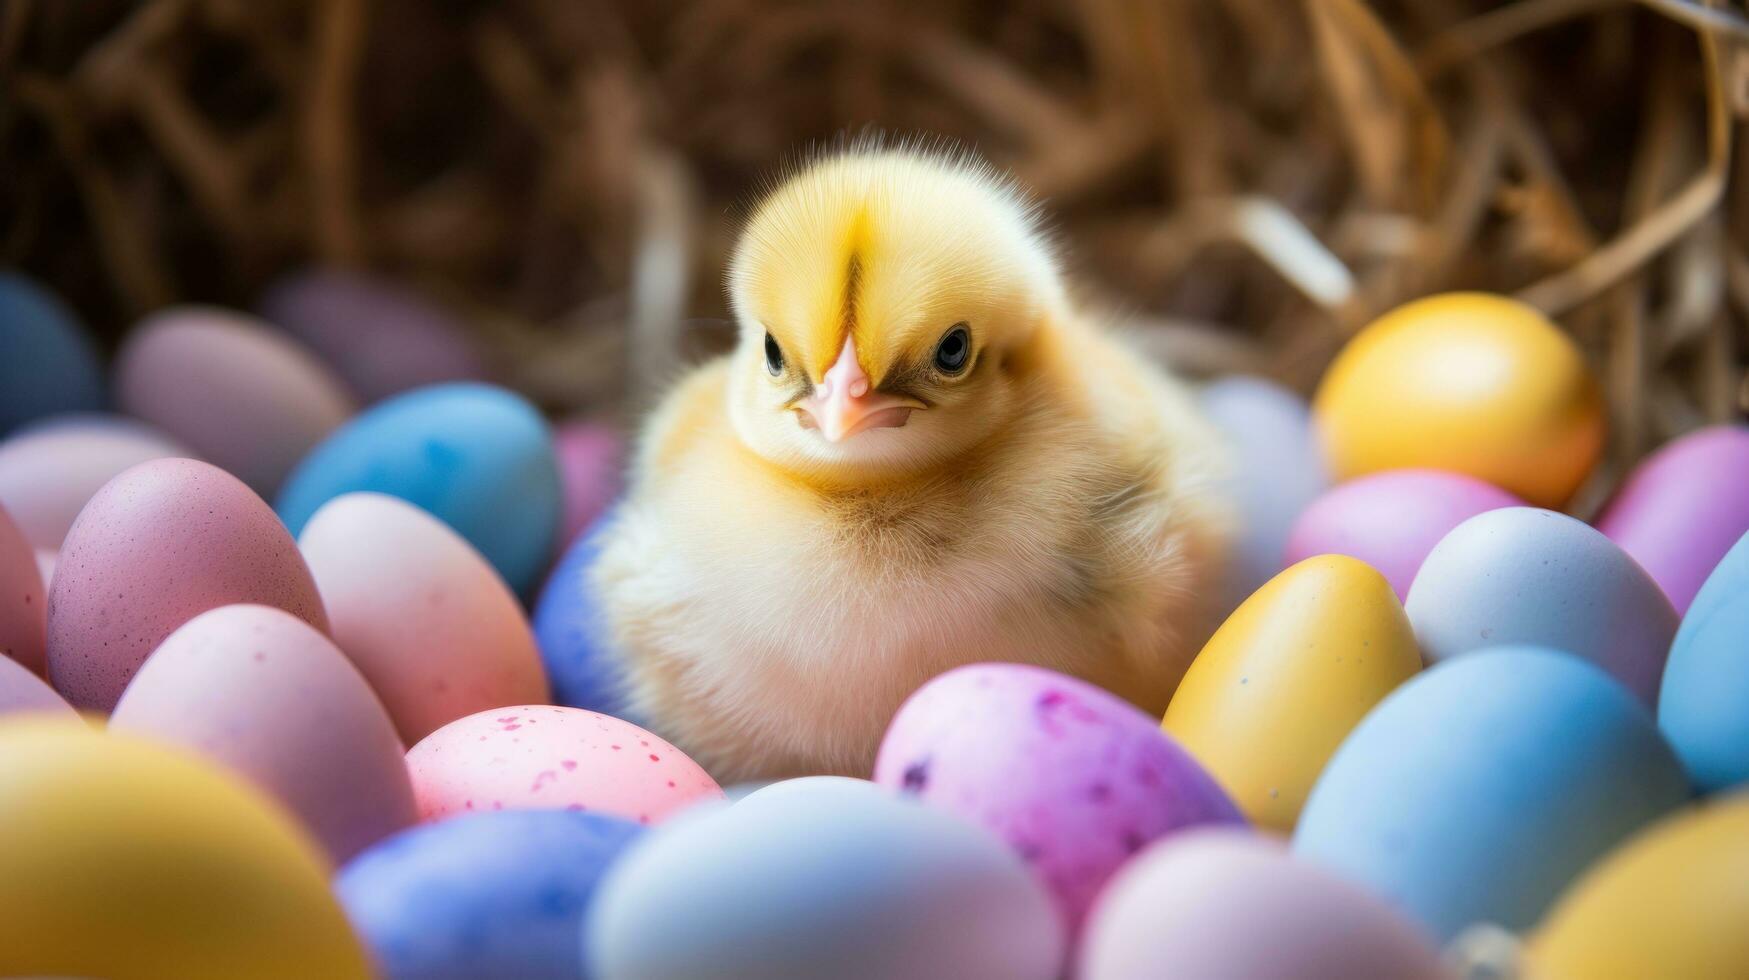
[46,458,328,711]
[0,648,75,718]
[111,604,416,863]
[552,420,623,551]
[1597,426,1749,613]
[407,705,724,825]
[1081,829,1452,979]
[0,414,192,549]
[1284,469,1523,599]
[115,307,356,495]
[298,493,549,743]
[873,663,1244,934]
[0,504,45,674]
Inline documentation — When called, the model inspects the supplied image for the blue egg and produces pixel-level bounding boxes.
[1661,529,1749,792]
[276,383,560,595]
[0,272,105,433]
[337,809,643,980]
[533,512,634,718]
[1293,647,1688,942]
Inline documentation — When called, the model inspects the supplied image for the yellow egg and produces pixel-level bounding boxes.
[1312,292,1605,507]
[1526,793,1749,979]
[0,717,371,980]
[1162,555,1420,832]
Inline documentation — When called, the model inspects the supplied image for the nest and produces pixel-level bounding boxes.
[4,0,1747,500]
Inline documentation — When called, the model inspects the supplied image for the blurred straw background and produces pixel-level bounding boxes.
[3,0,1747,504]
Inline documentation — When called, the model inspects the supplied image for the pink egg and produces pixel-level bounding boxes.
[0,648,75,718]
[873,663,1244,935]
[1597,426,1749,613]
[111,604,416,863]
[552,420,623,551]
[1081,829,1451,979]
[46,458,328,710]
[0,504,45,675]
[297,493,550,743]
[1284,469,1523,599]
[407,705,724,825]
[0,415,192,549]
[115,307,355,495]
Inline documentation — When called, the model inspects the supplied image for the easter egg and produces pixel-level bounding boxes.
[298,493,549,743]
[1405,507,1677,706]
[277,382,561,595]
[1163,555,1421,832]
[1660,529,1749,791]
[0,718,370,979]
[1200,376,1328,604]
[1293,648,1688,942]
[588,776,1064,980]
[1283,470,1522,599]
[873,662,1244,933]
[0,652,75,718]
[1081,829,1450,980]
[110,604,416,863]
[260,269,487,402]
[1596,425,1749,613]
[0,503,45,674]
[553,420,623,551]
[1527,794,1749,979]
[116,307,356,495]
[0,272,105,433]
[407,705,723,825]
[47,458,328,710]
[533,514,635,718]
[338,809,642,980]
[1313,293,1605,507]
[0,414,191,548]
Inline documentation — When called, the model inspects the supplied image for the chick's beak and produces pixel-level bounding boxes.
[796,336,919,442]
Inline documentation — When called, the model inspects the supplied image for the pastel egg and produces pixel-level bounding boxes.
[553,420,623,552]
[587,776,1064,980]
[0,718,370,979]
[298,493,549,743]
[1660,529,1749,791]
[1081,829,1451,980]
[0,271,105,433]
[116,307,356,495]
[0,414,191,548]
[1293,648,1689,942]
[1313,293,1605,507]
[110,604,417,863]
[0,652,75,718]
[1163,555,1421,832]
[1284,470,1523,599]
[533,514,635,717]
[1405,507,1677,706]
[406,705,723,825]
[338,809,643,980]
[1200,376,1328,604]
[277,383,561,596]
[0,503,45,673]
[873,662,1244,933]
[1527,794,1749,979]
[47,458,328,710]
[1597,425,1749,613]
[260,270,487,402]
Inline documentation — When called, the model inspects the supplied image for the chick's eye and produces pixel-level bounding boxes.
[764,332,784,376]
[934,324,971,374]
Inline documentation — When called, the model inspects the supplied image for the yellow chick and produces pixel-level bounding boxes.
[593,145,1233,782]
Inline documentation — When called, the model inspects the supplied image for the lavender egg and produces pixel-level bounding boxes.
[0,414,191,549]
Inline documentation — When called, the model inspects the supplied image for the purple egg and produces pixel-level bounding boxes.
[259,270,486,402]
[552,420,623,553]
[1284,470,1523,599]
[873,663,1244,935]
[1597,426,1749,614]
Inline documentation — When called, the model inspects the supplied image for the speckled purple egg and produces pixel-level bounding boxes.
[46,458,328,710]
[0,504,45,675]
[873,663,1244,934]
[259,270,486,402]
[552,420,623,552]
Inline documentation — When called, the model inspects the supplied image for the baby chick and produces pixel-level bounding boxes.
[593,145,1233,783]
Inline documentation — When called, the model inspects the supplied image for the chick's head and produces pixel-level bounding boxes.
[726,148,1065,482]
